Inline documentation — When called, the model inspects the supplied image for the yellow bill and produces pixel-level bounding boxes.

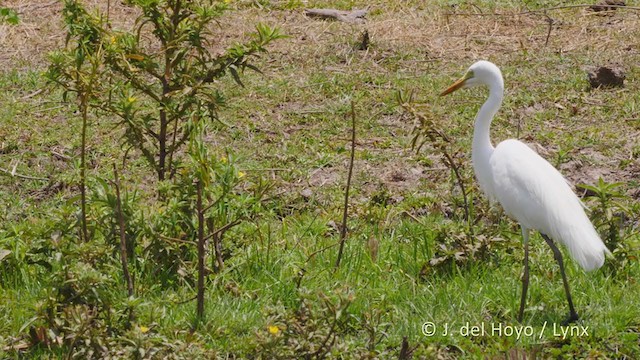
[440,71,474,96]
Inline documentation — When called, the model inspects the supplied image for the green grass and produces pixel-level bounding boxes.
[1,0,640,358]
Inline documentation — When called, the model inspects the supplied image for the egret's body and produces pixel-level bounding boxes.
[441,61,610,322]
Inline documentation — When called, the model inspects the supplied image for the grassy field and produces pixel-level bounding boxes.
[1,0,640,358]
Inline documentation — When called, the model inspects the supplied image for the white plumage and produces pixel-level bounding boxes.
[440,60,610,322]
[490,139,609,271]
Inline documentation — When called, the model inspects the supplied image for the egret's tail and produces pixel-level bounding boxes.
[555,220,610,271]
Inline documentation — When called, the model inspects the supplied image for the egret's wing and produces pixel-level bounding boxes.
[489,139,609,271]
[489,140,572,230]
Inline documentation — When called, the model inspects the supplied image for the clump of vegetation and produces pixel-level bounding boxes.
[579,178,638,271]
[579,178,629,250]
[397,90,472,226]
[396,90,497,270]
[49,0,282,183]
[257,288,356,358]
[0,7,19,25]
[47,0,105,241]
[4,0,282,354]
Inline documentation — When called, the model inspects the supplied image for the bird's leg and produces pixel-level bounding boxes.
[518,228,530,323]
[541,234,579,324]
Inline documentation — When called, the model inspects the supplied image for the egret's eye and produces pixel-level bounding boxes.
[464,70,475,80]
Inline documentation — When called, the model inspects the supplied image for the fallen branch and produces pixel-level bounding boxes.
[400,210,424,225]
[445,4,640,17]
[0,166,49,181]
[51,150,72,161]
[20,89,44,100]
[304,8,367,23]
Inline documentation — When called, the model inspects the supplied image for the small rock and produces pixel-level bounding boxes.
[590,0,625,12]
[414,207,429,217]
[391,195,405,204]
[409,167,422,176]
[571,104,579,115]
[300,188,313,199]
[390,171,407,182]
[587,65,625,88]
[51,231,62,245]
[327,220,340,232]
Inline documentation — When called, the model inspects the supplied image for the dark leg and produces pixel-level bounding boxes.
[541,233,579,324]
[518,238,529,322]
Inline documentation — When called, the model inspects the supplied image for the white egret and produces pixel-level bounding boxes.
[440,61,610,323]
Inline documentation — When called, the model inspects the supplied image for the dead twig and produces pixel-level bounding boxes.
[304,8,367,23]
[335,101,357,269]
[400,210,424,225]
[308,242,341,263]
[157,234,192,245]
[203,219,242,242]
[543,11,555,47]
[0,166,49,181]
[175,295,197,305]
[19,89,44,100]
[196,180,205,321]
[51,150,72,161]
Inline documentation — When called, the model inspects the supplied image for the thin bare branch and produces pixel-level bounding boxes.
[203,219,242,242]
[335,101,357,269]
[0,167,49,181]
[196,180,206,321]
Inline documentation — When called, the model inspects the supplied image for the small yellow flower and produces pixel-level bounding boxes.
[238,171,246,179]
[220,157,227,164]
[139,325,150,333]
[127,96,136,103]
[267,325,280,335]
[110,36,117,44]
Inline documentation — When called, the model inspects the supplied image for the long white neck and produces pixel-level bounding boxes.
[471,79,504,199]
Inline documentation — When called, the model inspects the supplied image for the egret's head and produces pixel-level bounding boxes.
[440,60,503,96]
